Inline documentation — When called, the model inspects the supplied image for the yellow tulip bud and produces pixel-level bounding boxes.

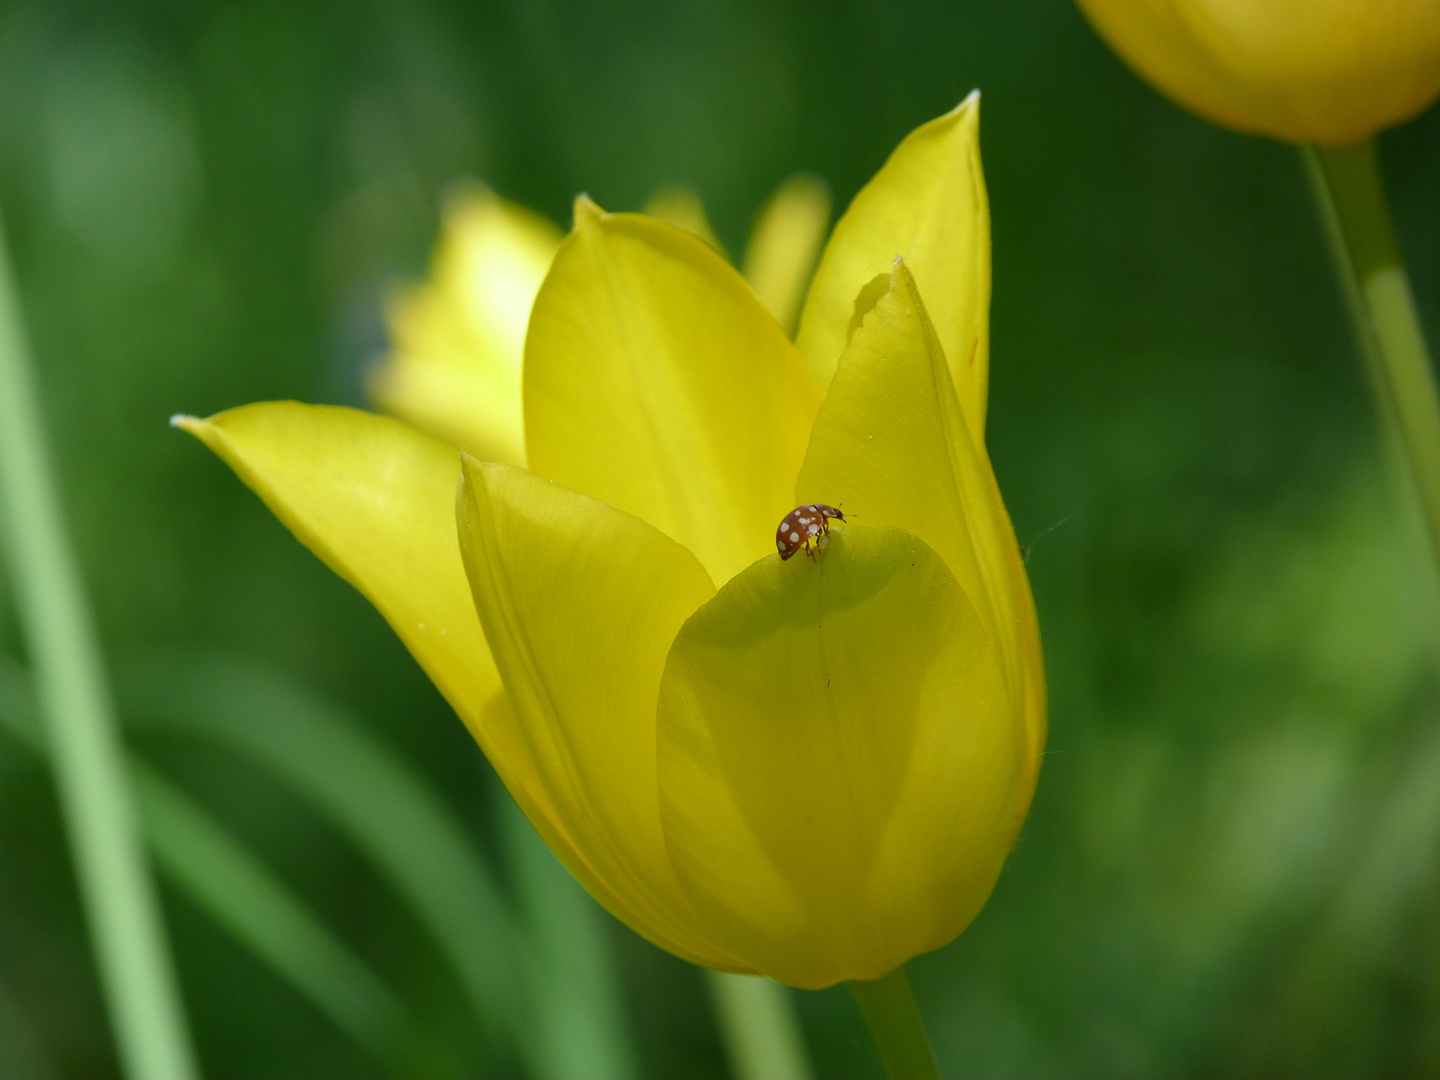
[1076,0,1440,145]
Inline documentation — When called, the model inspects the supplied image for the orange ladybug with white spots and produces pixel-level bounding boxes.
[776,503,845,561]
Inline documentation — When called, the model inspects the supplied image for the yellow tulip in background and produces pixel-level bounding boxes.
[1075,0,1440,147]
[178,94,1044,1074]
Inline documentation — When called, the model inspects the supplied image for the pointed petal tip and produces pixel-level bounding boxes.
[171,413,212,440]
[890,255,918,289]
[948,89,980,116]
[883,256,922,305]
[573,194,605,228]
[171,409,246,455]
[456,449,478,492]
[925,92,980,139]
[457,451,497,495]
[795,96,988,396]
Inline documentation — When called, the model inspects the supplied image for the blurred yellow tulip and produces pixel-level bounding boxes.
[177,95,1045,989]
[1077,0,1440,145]
[368,188,561,467]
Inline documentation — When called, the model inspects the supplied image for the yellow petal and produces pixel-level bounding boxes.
[656,526,1019,989]
[741,175,831,337]
[642,185,726,256]
[367,341,528,467]
[524,198,822,586]
[1077,0,1440,147]
[173,403,503,744]
[795,95,990,439]
[456,457,747,972]
[477,690,746,980]
[370,187,562,464]
[795,262,1045,829]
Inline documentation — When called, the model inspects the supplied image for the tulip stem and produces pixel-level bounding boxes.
[849,966,940,1080]
[0,209,197,1077]
[1304,140,1440,580]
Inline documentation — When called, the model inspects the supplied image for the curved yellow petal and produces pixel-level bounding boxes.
[173,403,503,743]
[456,457,747,971]
[642,186,726,256]
[794,262,1045,828]
[1077,0,1440,147]
[794,95,990,439]
[370,187,562,465]
[476,690,750,979]
[656,526,1019,989]
[524,198,822,585]
[742,175,831,336]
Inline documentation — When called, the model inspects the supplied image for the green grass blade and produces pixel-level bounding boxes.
[499,792,640,1079]
[112,651,526,1053]
[128,754,460,1080]
[706,971,814,1080]
[0,210,195,1080]
[1,658,456,1077]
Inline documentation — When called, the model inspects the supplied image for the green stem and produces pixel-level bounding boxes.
[0,211,196,1077]
[705,971,813,1080]
[849,967,940,1080]
[1305,141,1440,578]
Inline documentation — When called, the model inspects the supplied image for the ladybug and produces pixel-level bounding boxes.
[776,504,845,561]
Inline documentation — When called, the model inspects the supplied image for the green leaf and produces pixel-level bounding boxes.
[0,656,453,1076]
[0,215,196,1078]
[497,792,640,1080]
[128,754,459,1079]
[110,650,526,1054]
[5,651,645,1078]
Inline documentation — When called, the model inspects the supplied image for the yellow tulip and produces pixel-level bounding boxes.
[177,94,1045,989]
[1076,0,1440,146]
[368,187,562,467]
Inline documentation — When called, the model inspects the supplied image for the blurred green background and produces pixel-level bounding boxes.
[1,1,1439,1076]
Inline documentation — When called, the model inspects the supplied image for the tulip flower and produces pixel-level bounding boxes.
[368,187,562,468]
[1075,0,1440,147]
[177,94,1044,1071]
